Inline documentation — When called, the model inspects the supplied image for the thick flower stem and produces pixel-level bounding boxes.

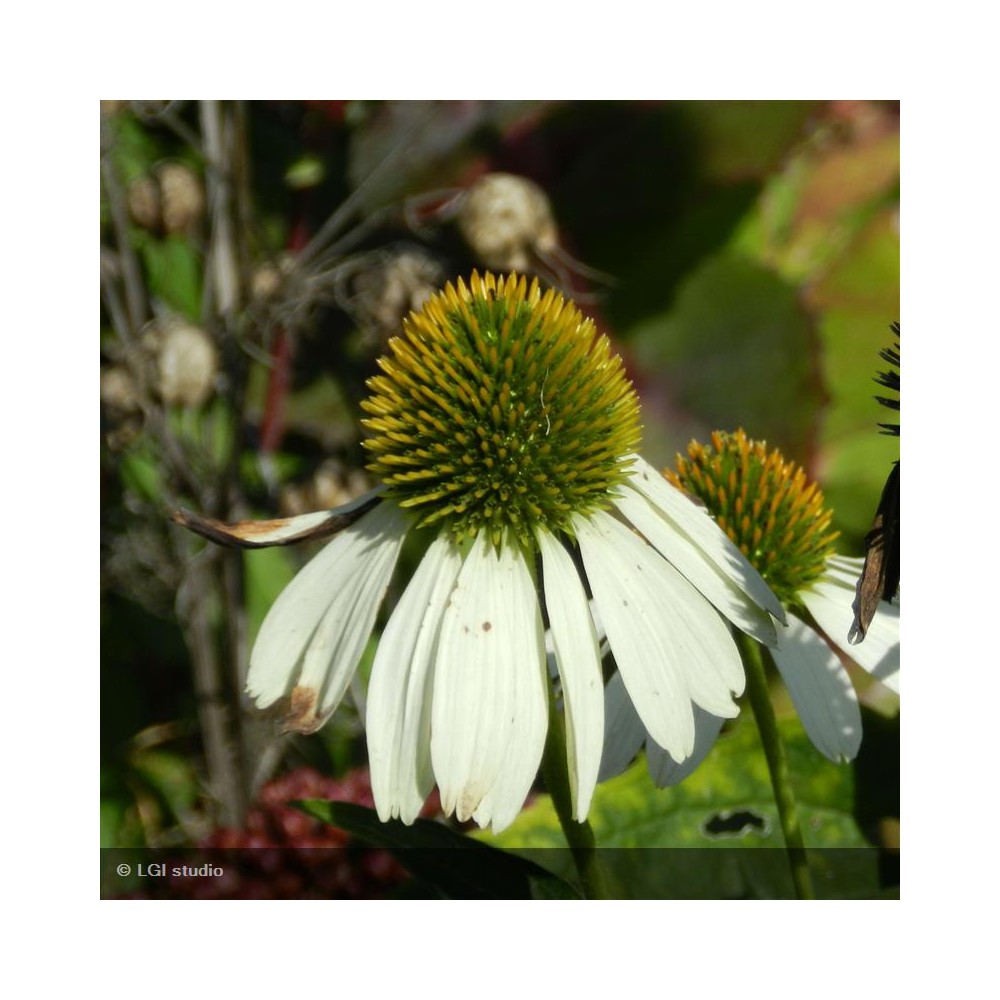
[737,632,816,900]
[540,682,613,899]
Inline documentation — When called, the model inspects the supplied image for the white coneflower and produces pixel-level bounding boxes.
[600,430,899,787]
[602,429,898,779]
[179,275,784,832]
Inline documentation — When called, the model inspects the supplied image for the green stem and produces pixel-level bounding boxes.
[737,631,816,900]
[540,681,613,899]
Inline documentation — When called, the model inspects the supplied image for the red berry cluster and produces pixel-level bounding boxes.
[150,767,438,899]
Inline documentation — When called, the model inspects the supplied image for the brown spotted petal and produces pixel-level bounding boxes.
[171,487,383,549]
[247,500,409,733]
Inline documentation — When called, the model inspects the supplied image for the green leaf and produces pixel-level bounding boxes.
[811,214,900,547]
[111,114,162,185]
[285,154,326,190]
[244,545,298,648]
[119,445,164,504]
[138,234,202,318]
[100,796,127,850]
[130,749,200,819]
[675,100,819,182]
[630,253,824,464]
[483,715,880,898]
[201,398,236,469]
[298,800,580,899]
[722,127,899,549]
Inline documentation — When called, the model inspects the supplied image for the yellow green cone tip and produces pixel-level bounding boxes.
[362,271,641,548]
[667,429,838,607]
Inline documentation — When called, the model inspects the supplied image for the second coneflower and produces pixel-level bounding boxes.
[669,430,899,762]
[602,429,899,776]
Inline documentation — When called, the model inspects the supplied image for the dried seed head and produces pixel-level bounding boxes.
[100,365,141,413]
[158,163,204,235]
[457,173,558,272]
[127,174,162,232]
[100,365,144,450]
[350,246,445,344]
[126,163,204,235]
[146,317,218,408]
[251,259,289,303]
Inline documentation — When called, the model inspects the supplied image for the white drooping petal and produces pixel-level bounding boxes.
[598,671,647,782]
[309,527,412,724]
[802,570,900,694]
[575,509,743,761]
[614,485,778,645]
[771,614,861,763]
[646,706,727,787]
[174,486,386,548]
[367,533,462,824]
[233,509,341,543]
[594,509,744,709]
[537,528,604,820]
[432,533,547,827]
[574,512,691,761]
[247,501,408,712]
[625,454,787,625]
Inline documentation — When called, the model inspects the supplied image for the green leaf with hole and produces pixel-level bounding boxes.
[482,714,880,898]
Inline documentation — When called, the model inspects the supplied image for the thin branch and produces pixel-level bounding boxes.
[158,107,207,159]
[295,105,434,269]
[200,100,240,320]
[177,545,247,827]
[100,152,147,335]
[100,250,132,344]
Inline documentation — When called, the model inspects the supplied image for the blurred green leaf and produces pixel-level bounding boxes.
[811,213,899,546]
[629,253,823,464]
[279,372,356,445]
[100,797,126,849]
[723,123,898,548]
[675,100,819,181]
[285,154,326,190]
[732,126,898,286]
[111,114,162,184]
[810,208,900,314]
[130,749,200,820]
[138,234,202,318]
[202,397,235,469]
[119,445,165,504]
[244,545,298,648]
[100,765,146,849]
